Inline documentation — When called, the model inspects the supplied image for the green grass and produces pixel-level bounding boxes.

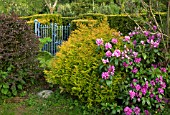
[0,89,83,115]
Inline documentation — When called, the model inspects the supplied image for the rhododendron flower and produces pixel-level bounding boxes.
[133,107,140,115]
[96,38,103,46]
[112,49,121,57]
[124,36,130,42]
[156,95,161,102]
[160,67,167,73]
[157,33,162,38]
[111,38,118,44]
[155,78,159,83]
[149,35,155,40]
[132,52,138,58]
[158,88,164,94]
[134,58,141,63]
[150,80,155,86]
[130,83,135,88]
[133,79,138,82]
[129,62,133,65]
[123,62,128,67]
[140,40,145,45]
[137,98,141,102]
[105,50,112,57]
[135,84,141,91]
[153,25,157,30]
[132,67,138,74]
[102,58,109,64]
[105,42,112,50]
[102,72,109,79]
[143,31,150,36]
[124,107,133,115]
[108,65,115,75]
[129,90,136,99]
[133,40,137,45]
[152,64,157,68]
[144,110,149,115]
[150,93,154,98]
[141,87,147,95]
[160,82,166,89]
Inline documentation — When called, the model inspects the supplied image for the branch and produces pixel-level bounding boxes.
[44,0,51,8]
[52,0,58,8]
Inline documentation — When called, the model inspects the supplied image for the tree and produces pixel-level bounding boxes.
[44,0,58,14]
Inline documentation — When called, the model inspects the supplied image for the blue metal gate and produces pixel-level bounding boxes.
[34,19,70,55]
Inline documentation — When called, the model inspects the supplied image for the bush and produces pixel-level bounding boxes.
[62,17,77,25]
[44,21,124,107]
[0,14,41,98]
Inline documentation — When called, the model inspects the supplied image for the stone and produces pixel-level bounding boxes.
[37,90,53,98]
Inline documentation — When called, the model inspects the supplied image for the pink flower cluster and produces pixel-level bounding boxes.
[129,76,166,103]
[96,38,103,46]
[124,106,141,115]
[101,65,115,79]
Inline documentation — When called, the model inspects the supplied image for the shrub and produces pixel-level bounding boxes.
[44,21,124,107]
[62,17,77,25]
[0,14,41,98]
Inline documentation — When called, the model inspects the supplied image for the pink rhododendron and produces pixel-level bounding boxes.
[132,67,138,74]
[134,58,141,63]
[112,49,121,57]
[150,93,154,98]
[150,80,155,86]
[141,87,147,95]
[129,90,136,99]
[108,65,115,75]
[105,42,112,50]
[102,58,109,64]
[135,84,141,91]
[144,110,149,115]
[111,38,118,44]
[160,67,167,73]
[96,38,103,46]
[105,50,112,57]
[143,31,150,36]
[123,62,128,67]
[124,107,133,115]
[132,52,138,58]
[158,88,164,94]
[102,72,109,80]
[140,40,145,45]
[153,25,157,31]
[133,107,140,115]
[124,36,131,42]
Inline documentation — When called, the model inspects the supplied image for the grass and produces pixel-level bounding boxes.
[0,77,85,115]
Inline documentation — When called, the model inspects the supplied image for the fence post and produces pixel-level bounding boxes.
[34,19,40,37]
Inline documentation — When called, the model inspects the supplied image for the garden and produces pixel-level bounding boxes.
[0,0,170,115]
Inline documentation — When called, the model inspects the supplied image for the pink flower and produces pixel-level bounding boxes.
[160,82,166,89]
[158,88,164,94]
[133,79,138,82]
[105,42,112,50]
[124,107,133,115]
[143,31,150,36]
[150,93,154,98]
[157,33,162,38]
[102,58,109,64]
[108,65,115,76]
[123,62,128,67]
[156,95,162,102]
[144,110,149,115]
[132,52,138,58]
[140,40,145,45]
[132,67,138,74]
[105,50,112,57]
[152,64,157,68]
[96,38,103,46]
[129,90,136,99]
[111,38,118,44]
[153,25,157,31]
[160,67,167,73]
[150,80,155,86]
[134,58,141,63]
[135,84,141,91]
[133,40,137,45]
[124,36,131,42]
[141,87,147,95]
[112,49,121,57]
[133,107,140,115]
[102,72,109,79]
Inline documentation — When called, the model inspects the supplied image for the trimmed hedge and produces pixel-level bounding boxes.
[79,13,107,23]
[71,19,97,31]
[20,14,62,25]
[44,21,124,107]
[61,17,77,25]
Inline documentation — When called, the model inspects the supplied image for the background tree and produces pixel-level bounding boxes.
[44,0,58,14]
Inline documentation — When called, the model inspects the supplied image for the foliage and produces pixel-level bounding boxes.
[96,22,169,114]
[0,14,41,98]
[61,17,77,25]
[70,19,97,31]
[44,21,124,107]
[21,14,62,25]
[37,37,53,69]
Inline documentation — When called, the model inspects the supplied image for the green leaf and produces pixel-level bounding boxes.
[17,84,23,90]
[1,88,8,94]
[111,110,116,114]
[115,59,118,66]
[146,99,151,106]
[142,53,147,60]
[142,98,145,105]
[106,80,112,86]
[3,84,9,89]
